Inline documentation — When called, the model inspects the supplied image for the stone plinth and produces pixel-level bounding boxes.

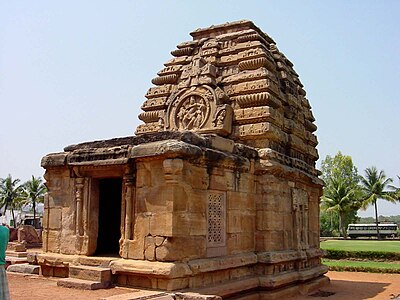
[40,20,327,298]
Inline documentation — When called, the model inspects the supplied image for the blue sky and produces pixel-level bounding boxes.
[1,1,399,217]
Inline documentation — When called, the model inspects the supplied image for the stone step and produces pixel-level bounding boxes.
[100,291,171,300]
[5,256,28,268]
[57,277,111,290]
[69,265,112,282]
[6,250,28,258]
[100,292,217,300]
[78,256,118,267]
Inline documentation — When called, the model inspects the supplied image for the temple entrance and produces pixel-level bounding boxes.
[95,177,122,256]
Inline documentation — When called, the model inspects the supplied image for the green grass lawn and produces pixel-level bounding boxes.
[323,259,400,273]
[320,240,400,253]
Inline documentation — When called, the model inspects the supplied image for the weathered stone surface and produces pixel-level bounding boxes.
[131,140,202,159]
[7,242,26,252]
[69,265,112,282]
[5,250,27,257]
[99,291,171,300]
[17,225,41,244]
[57,277,111,290]
[175,292,222,300]
[109,259,192,279]
[188,253,257,275]
[7,263,39,274]
[39,20,326,299]
[135,21,319,178]
[5,256,28,267]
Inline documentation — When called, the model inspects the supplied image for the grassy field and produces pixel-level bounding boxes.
[323,259,400,273]
[321,240,400,252]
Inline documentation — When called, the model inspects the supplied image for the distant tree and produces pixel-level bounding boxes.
[359,215,400,225]
[320,210,339,237]
[320,152,362,238]
[321,177,360,238]
[320,152,360,187]
[360,167,397,239]
[389,175,400,201]
[22,176,47,228]
[0,174,23,227]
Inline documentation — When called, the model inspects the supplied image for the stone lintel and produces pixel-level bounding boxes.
[109,259,192,279]
[188,252,257,275]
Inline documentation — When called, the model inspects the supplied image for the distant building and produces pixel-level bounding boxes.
[1,203,44,227]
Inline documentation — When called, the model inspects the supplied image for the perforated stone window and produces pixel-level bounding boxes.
[207,191,226,248]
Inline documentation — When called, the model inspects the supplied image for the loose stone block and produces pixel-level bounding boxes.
[57,277,111,290]
[7,263,39,274]
[7,242,26,252]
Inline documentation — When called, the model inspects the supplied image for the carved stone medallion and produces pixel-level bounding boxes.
[164,85,232,136]
[175,92,210,130]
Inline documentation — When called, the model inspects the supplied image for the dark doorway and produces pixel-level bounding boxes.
[96,178,122,256]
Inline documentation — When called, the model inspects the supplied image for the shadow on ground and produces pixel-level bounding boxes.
[306,279,390,300]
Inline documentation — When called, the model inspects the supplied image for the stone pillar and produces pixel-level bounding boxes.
[124,174,135,241]
[120,167,135,258]
[75,177,85,236]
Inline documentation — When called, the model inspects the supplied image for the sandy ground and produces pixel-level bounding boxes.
[289,271,400,300]
[7,271,400,300]
[7,273,135,300]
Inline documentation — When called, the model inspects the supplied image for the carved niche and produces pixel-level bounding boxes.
[292,188,309,250]
[163,56,233,136]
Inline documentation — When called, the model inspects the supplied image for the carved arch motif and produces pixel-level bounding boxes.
[164,85,232,136]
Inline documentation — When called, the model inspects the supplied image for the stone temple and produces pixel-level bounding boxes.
[40,20,328,298]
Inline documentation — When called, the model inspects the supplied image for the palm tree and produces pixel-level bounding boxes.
[0,174,24,227]
[388,176,400,201]
[321,177,360,238]
[22,176,47,228]
[360,167,396,239]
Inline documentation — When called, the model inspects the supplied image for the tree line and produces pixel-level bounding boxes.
[0,174,46,228]
[320,152,400,238]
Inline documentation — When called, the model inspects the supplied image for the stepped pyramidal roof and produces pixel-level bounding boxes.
[136,20,318,173]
